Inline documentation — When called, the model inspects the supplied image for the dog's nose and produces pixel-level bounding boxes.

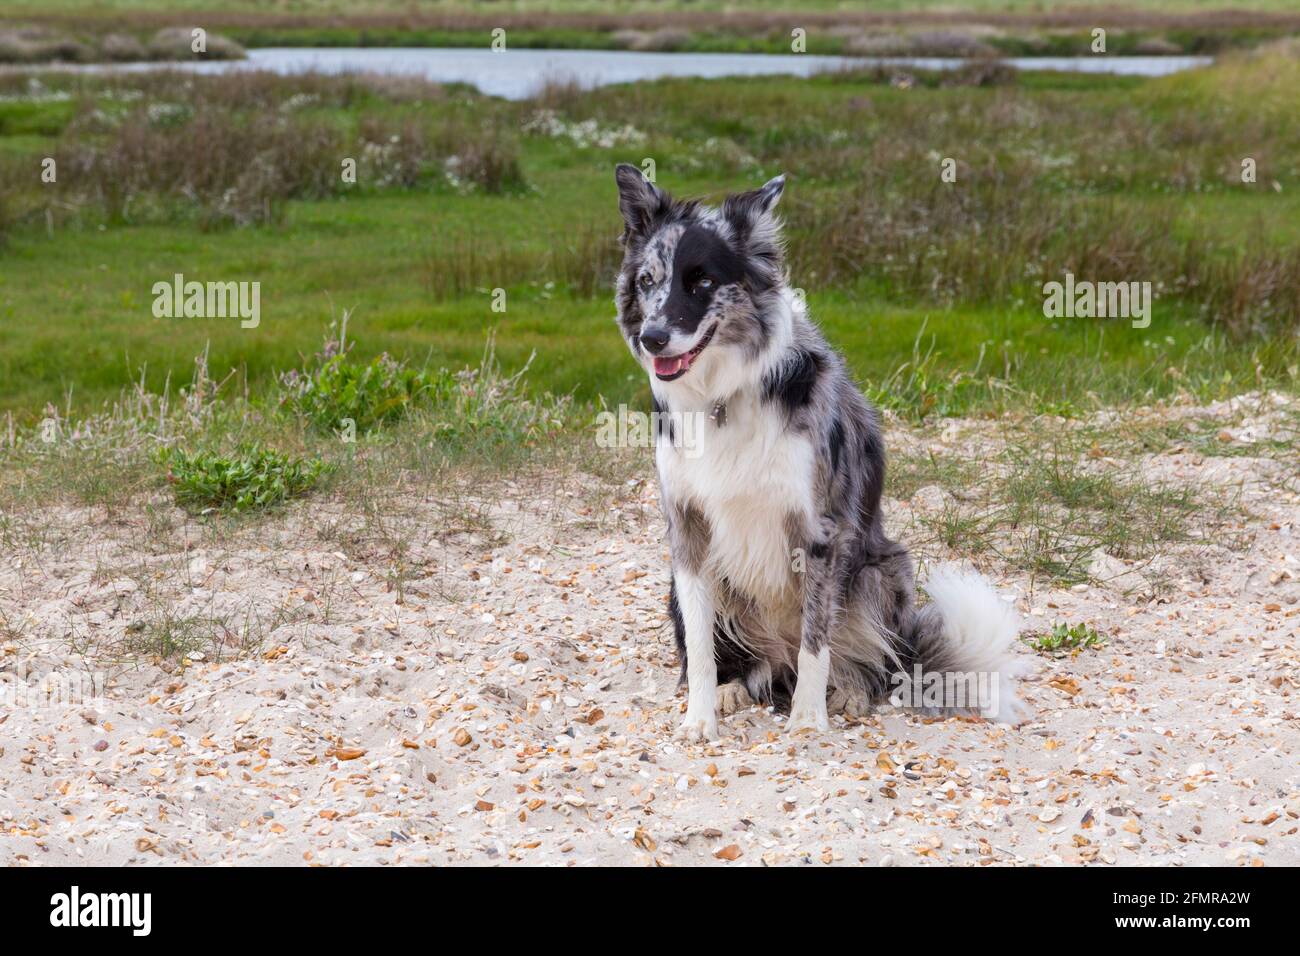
[640,328,671,354]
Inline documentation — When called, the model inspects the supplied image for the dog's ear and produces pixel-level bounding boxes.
[615,163,667,241]
[723,174,787,285]
[722,174,785,240]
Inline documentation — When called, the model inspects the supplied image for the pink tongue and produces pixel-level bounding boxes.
[653,352,694,377]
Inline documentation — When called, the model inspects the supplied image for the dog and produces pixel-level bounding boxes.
[612,164,1028,740]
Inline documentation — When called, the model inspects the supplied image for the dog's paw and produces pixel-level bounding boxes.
[827,687,870,719]
[717,680,754,716]
[785,702,828,735]
[678,709,720,743]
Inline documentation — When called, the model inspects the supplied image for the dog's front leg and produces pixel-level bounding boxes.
[788,541,835,734]
[675,568,720,741]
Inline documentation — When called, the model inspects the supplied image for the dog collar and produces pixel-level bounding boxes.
[710,399,727,427]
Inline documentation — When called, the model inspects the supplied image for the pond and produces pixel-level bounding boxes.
[39,47,1215,99]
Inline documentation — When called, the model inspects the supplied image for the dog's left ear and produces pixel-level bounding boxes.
[722,174,786,239]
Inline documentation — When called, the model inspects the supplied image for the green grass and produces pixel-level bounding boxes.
[0,211,1282,419]
[0,205,1287,420]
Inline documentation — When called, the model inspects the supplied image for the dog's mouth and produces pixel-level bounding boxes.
[652,326,715,381]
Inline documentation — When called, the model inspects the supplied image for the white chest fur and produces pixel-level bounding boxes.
[657,390,814,606]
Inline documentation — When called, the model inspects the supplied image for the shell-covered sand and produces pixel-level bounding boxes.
[2,395,1297,866]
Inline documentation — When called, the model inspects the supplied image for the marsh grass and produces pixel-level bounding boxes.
[456,48,1298,336]
[2,70,521,230]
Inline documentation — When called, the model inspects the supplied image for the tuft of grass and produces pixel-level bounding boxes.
[438,122,527,195]
[123,611,218,661]
[909,421,1240,589]
[1023,620,1107,655]
[869,324,996,422]
[119,600,308,665]
[998,438,1204,585]
[886,446,979,501]
[160,445,332,514]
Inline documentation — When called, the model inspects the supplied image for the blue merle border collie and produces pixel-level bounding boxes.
[612,164,1029,740]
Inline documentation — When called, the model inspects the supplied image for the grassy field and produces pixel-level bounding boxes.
[0,46,1297,429]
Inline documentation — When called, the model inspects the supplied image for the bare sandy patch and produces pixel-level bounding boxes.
[2,397,1297,866]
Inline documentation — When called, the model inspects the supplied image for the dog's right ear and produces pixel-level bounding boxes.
[615,163,666,241]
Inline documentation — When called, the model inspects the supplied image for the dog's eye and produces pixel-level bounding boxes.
[638,273,654,291]
[693,276,714,293]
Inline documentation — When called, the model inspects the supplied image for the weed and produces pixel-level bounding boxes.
[1024,620,1107,655]
[279,321,439,435]
[160,445,332,514]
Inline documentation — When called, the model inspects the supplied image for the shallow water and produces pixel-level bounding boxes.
[21,47,1215,99]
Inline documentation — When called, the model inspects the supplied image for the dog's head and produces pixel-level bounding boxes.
[613,164,787,388]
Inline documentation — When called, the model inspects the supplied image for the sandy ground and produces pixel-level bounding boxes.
[2,395,1298,867]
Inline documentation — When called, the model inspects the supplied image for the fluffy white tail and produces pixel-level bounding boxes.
[913,563,1031,725]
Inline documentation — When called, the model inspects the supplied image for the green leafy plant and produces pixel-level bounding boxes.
[1023,621,1107,655]
[279,322,443,434]
[160,445,331,513]
[277,323,569,460]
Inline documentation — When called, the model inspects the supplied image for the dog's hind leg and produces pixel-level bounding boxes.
[717,680,755,715]
[827,685,871,719]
